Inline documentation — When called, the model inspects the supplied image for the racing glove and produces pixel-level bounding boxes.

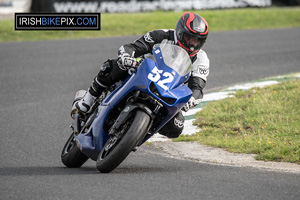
[182,96,201,112]
[117,53,137,71]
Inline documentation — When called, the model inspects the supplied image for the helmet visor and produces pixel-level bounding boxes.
[183,33,202,51]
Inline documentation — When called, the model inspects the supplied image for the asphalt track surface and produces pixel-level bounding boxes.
[1,28,300,200]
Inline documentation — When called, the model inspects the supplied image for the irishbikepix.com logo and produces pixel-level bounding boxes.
[15,13,101,30]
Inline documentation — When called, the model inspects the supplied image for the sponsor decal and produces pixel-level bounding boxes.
[15,13,100,30]
[118,46,126,55]
[174,117,184,128]
[144,32,154,43]
[198,67,209,75]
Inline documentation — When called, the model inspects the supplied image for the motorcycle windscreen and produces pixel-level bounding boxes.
[149,44,192,104]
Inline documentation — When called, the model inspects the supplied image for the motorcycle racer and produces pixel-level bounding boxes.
[74,12,209,138]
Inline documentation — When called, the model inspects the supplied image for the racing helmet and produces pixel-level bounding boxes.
[175,12,209,57]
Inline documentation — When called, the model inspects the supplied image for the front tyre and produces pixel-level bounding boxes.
[96,110,151,173]
[61,133,89,168]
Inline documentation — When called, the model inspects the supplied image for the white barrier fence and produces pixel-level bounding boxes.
[53,0,272,13]
[1,0,272,15]
[0,0,31,14]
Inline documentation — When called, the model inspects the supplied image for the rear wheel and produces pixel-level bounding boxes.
[96,110,151,173]
[61,133,89,168]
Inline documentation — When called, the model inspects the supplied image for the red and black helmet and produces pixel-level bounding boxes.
[175,12,209,57]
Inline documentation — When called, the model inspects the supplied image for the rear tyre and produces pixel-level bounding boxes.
[96,110,151,173]
[61,133,89,168]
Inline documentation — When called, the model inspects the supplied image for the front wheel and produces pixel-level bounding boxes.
[61,133,89,168]
[96,110,151,173]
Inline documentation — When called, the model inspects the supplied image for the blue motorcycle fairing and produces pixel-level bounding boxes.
[76,106,110,161]
[76,47,192,161]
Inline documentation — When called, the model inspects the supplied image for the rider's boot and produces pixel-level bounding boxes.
[70,90,95,118]
[70,85,104,118]
[75,90,96,113]
[70,60,115,118]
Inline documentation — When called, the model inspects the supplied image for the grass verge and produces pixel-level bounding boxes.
[1,7,300,42]
[175,79,300,164]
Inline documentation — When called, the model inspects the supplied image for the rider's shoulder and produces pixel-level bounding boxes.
[147,29,174,37]
[149,29,174,34]
[144,29,175,43]
[197,49,208,58]
[194,49,209,63]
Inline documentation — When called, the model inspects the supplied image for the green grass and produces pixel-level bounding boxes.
[1,7,300,42]
[175,79,300,164]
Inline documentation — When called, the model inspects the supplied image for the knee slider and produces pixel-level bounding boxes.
[97,59,116,86]
[96,58,129,88]
[99,60,113,77]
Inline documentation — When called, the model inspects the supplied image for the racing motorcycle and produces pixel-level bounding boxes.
[61,41,193,173]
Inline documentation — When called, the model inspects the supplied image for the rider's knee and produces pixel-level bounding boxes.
[159,111,184,138]
[97,59,128,86]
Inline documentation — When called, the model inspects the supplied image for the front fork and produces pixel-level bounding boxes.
[107,91,163,148]
[72,113,81,135]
